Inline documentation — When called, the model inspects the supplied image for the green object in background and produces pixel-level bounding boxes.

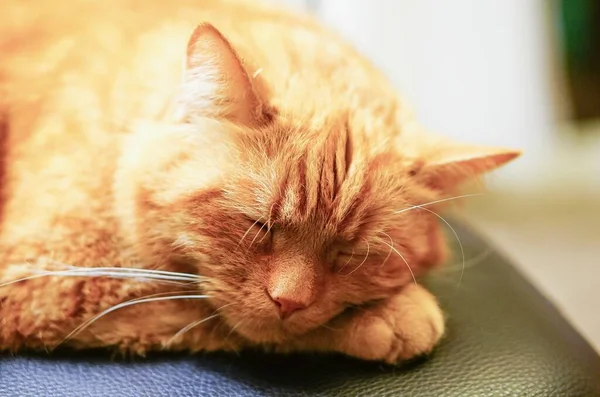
[559,0,594,68]
[556,0,600,121]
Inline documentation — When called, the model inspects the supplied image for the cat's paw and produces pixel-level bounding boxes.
[344,284,444,364]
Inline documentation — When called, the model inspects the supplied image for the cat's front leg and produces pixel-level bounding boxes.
[279,284,445,364]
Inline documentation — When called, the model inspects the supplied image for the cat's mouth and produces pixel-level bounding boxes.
[227,310,327,344]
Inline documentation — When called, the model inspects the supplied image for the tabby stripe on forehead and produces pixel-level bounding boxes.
[321,133,335,205]
[336,122,351,193]
[304,139,322,218]
[296,155,307,218]
[277,124,354,223]
[317,148,327,209]
[334,122,352,199]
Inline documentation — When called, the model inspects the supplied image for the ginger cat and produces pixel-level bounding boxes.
[0,0,519,363]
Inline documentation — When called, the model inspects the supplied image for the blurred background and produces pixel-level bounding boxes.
[282,0,600,350]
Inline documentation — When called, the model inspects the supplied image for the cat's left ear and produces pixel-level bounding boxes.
[178,23,264,125]
[416,141,521,190]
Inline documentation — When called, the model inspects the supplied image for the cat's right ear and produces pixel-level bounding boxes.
[417,141,521,190]
[177,24,264,125]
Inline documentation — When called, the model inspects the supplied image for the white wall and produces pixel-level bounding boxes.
[282,0,600,192]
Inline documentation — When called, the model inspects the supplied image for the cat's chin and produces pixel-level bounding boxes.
[232,316,321,344]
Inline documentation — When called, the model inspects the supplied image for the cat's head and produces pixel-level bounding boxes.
[115,24,519,343]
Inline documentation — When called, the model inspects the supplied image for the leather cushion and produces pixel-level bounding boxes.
[1,222,600,396]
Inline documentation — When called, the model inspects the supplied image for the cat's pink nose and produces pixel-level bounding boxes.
[269,295,307,320]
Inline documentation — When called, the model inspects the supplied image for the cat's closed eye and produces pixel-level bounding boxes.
[332,250,356,272]
[242,218,273,249]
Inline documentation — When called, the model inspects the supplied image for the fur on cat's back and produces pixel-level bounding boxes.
[0,0,518,362]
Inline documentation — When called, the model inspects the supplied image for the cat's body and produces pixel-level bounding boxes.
[0,0,518,362]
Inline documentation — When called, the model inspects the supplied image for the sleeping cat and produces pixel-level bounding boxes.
[0,0,519,363]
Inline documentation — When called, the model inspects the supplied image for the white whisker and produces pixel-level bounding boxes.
[43,269,200,282]
[0,273,59,289]
[435,248,491,275]
[413,206,466,290]
[70,266,202,280]
[236,217,264,249]
[222,318,245,355]
[257,203,277,245]
[378,232,395,268]
[319,323,342,332]
[168,301,236,345]
[167,314,221,345]
[394,193,483,215]
[378,239,418,285]
[347,238,370,275]
[226,318,245,339]
[61,294,210,344]
[337,249,355,273]
[246,220,268,252]
[0,266,203,289]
